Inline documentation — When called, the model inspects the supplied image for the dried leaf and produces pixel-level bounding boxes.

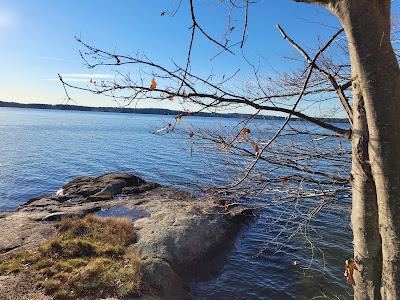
[149,78,157,91]
[344,259,358,285]
[115,55,120,64]
[241,128,251,140]
[168,95,174,101]
[280,177,290,184]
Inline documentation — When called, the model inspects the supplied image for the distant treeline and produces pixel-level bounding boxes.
[0,100,348,123]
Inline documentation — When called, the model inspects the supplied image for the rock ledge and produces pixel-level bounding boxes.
[0,172,254,299]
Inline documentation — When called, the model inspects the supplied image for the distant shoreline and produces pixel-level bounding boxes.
[0,100,349,123]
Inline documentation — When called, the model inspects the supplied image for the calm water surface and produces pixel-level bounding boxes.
[0,107,353,299]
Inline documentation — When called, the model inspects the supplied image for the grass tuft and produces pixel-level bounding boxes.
[0,215,149,299]
[55,215,136,246]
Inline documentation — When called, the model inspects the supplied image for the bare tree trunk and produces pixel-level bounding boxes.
[351,78,382,299]
[296,0,399,297]
[334,1,400,298]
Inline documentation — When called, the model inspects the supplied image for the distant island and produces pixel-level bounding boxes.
[0,100,348,123]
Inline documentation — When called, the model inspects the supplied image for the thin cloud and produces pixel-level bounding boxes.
[46,73,119,82]
[60,73,116,79]
[46,78,93,82]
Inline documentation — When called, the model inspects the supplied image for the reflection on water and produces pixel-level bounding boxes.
[0,107,352,299]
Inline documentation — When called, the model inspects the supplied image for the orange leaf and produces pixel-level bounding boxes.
[168,95,174,101]
[149,78,157,91]
[280,177,290,183]
[344,259,358,285]
[241,128,251,140]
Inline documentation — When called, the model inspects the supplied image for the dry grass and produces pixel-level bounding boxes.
[0,215,150,300]
[55,215,136,246]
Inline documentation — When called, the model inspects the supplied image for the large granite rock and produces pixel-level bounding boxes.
[0,172,254,299]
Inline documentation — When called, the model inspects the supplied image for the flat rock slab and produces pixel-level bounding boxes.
[0,172,254,299]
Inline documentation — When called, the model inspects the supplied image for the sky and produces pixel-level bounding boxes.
[0,1,398,113]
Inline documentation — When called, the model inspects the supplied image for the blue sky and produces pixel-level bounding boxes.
[0,1,396,113]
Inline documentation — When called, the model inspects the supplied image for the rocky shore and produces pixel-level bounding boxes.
[0,172,254,299]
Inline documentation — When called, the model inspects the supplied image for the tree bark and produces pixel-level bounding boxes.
[351,78,382,299]
[297,0,400,298]
[333,1,400,298]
